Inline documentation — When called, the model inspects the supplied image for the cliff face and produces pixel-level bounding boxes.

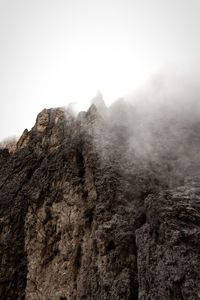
[0,101,200,300]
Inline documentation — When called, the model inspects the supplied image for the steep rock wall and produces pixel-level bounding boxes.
[0,103,200,299]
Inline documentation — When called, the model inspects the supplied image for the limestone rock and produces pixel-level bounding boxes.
[0,102,200,299]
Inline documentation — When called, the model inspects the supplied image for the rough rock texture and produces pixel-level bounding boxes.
[0,102,200,299]
[136,185,200,300]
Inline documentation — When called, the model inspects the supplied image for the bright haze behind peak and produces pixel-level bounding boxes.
[0,0,200,140]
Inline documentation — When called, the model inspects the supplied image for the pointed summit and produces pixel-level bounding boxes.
[90,91,107,117]
[91,90,105,108]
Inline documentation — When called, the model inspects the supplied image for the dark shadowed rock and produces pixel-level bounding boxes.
[136,185,200,300]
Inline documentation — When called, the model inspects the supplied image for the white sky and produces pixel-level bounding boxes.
[0,0,200,140]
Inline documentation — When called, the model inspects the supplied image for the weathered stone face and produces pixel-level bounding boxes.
[136,188,200,300]
[0,102,200,300]
[36,109,50,132]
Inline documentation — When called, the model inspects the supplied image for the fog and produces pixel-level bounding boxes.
[1,0,200,140]
[84,64,200,189]
[1,62,200,190]
[1,64,200,156]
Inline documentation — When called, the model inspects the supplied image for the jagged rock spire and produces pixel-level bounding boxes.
[90,91,108,118]
[91,90,105,107]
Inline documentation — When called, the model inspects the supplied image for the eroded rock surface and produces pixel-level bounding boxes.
[0,102,200,299]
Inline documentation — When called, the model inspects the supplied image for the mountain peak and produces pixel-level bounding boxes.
[1,100,200,299]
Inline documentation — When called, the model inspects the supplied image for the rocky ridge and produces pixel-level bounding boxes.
[0,99,200,299]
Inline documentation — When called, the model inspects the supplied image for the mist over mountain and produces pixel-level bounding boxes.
[0,72,200,299]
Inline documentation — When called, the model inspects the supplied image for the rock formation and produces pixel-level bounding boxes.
[0,99,200,299]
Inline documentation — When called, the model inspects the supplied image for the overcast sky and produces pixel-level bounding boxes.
[1,0,200,140]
